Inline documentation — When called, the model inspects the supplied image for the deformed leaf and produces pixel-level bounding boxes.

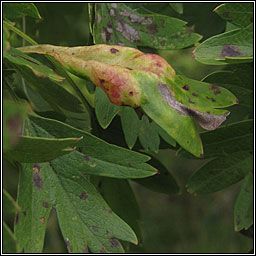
[93,3,201,49]
[186,151,253,194]
[214,3,253,28]
[193,24,253,65]
[95,87,120,129]
[234,172,253,231]
[3,3,41,19]
[5,135,82,163]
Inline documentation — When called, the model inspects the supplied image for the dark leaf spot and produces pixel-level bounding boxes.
[71,52,75,55]
[116,20,141,43]
[84,155,90,161]
[236,98,239,104]
[33,173,43,189]
[23,211,27,216]
[147,24,158,33]
[32,163,41,174]
[100,79,105,84]
[40,217,45,224]
[110,48,119,54]
[80,192,88,200]
[211,98,216,103]
[42,202,49,208]
[110,237,120,248]
[65,238,73,252]
[92,226,99,232]
[220,45,243,57]
[236,216,241,226]
[129,91,134,96]
[106,230,109,235]
[100,247,107,253]
[222,11,230,18]
[77,147,83,153]
[188,98,195,104]
[15,213,19,224]
[182,84,190,91]
[192,92,198,97]
[210,84,221,95]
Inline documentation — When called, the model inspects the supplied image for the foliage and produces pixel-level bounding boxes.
[3,2,253,253]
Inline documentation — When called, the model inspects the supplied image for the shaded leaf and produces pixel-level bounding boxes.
[234,172,253,231]
[3,189,20,219]
[4,47,64,82]
[120,106,141,149]
[3,3,41,19]
[169,3,183,14]
[95,87,120,129]
[193,24,253,65]
[5,135,82,163]
[214,3,253,28]
[93,3,201,49]
[138,115,160,153]
[3,222,17,253]
[186,151,252,194]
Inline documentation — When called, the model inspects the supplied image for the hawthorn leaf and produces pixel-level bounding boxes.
[4,47,64,82]
[193,23,253,65]
[186,151,252,194]
[24,115,157,178]
[169,3,183,14]
[3,3,41,19]
[95,87,120,129]
[92,3,201,49]
[214,3,253,28]
[3,222,17,253]
[120,106,141,149]
[5,135,82,163]
[234,172,253,231]
[14,163,53,253]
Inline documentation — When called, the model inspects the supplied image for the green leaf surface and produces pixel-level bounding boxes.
[95,87,120,129]
[24,115,157,178]
[169,3,183,14]
[3,100,27,153]
[5,135,82,163]
[120,106,141,149]
[4,47,64,83]
[179,120,253,159]
[139,115,160,153]
[186,151,253,194]
[3,222,17,253]
[14,163,53,253]
[234,172,253,231]
[93,3,201,49]
[193,24,253,65]
[134,155,180,195]
[3,25,10,54]
[3,3,41,19]
[3,189,20,219]
[214,3,253,28]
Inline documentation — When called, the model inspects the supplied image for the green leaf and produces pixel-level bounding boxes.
[24,115,157,178]
[138,115,160,152]
[214,3,253,28]
[14,163,53,253]
[3,100,27,153]
[4,47,64,82]
[186,151,253,194]
[93,3,202,49]
[3,25,10,54]
[3,3,41,19]
[120,106,141,149]
[193,24,253,65]
[5,135,82,163]
[234,172,253,231]
[179,120,253,159]
[3,189,20,219]
[3,222,17,253]
[134,155,180,195]
[169,3,183,14]
[95,87,120,129]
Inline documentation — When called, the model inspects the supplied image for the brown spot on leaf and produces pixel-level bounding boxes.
[116,20,141,43]
[15,213,19,224]
[40,217,45,224]
[33,173,43,189]
[129,91,134,96]
[71,52,75,55]
[236,216,241,226]
[65,238,73,252]
[42,202,49,208]
[192,92,198,97]
[182,84,190,91]
[147,24,158,33]
[32,163,41,174]
[77,147,83,152]
[210,84,221,95]
[23,211,27,216]
[80,192,88,200]
[110,48,119,54]
[84,155,90,161]
[220,45,243,57]
[236,98,239,104]
[100,247,107,253]
[110,237,120,248]
[92,226,99,232]
[188,98,195,104]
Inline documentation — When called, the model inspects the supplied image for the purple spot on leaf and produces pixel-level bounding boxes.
[110,237,120,248]
[110,48,119,54]
[80,192,88,200]
[92,226,99,232]
[220,45,243,57]
[15,213,19,224]
[33,173,43,189]
[23,211,27,216]
[182,84,190,91]
[42,202,49,208]
[84,155,90,161]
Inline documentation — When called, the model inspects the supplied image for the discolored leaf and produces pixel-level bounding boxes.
[186,151,252,194]
[234,172,253,231]
[95,87,120,129]
[3,3,41,19]
[214,3,253,28]
[92,3,201,49]
[193,24,253,65]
